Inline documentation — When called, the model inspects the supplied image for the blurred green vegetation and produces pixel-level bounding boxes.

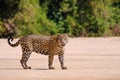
[0,0,120,38]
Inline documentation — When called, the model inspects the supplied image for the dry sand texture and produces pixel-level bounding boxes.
[0,37,120,80]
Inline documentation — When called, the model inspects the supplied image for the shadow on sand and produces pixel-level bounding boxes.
[0,68,48,70]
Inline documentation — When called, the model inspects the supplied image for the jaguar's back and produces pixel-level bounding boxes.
[24,35,52,55]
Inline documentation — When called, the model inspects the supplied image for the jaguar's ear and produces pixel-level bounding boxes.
[68,34,71,37]
[65,33,71,37]
[57,34,61,39]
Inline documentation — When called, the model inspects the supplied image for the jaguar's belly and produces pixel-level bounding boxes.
[33,47,49,55]
[33,47,63,55]
[50,47,64,55]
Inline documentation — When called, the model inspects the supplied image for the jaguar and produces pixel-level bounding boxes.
[8,34,69,69]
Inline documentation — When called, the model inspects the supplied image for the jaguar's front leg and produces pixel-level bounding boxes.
[48,55,55,69]
[58,54,67,70]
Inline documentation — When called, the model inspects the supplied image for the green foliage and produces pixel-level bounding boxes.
[14,0,58,37]
[0,0,20,19]
[0,0,120,37]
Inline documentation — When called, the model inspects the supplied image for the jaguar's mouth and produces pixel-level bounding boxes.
[61,43,65,46]
[58,43,65,47]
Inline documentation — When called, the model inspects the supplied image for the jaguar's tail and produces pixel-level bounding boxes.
[8,37,20,47]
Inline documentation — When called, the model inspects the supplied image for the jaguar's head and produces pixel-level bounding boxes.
[57,34,69,47]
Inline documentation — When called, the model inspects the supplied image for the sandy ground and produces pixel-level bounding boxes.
[0,37,120,80]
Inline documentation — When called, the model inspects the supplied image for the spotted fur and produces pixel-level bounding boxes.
[8,34,69,69]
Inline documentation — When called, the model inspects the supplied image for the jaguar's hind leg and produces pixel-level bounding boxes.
[20,51,31,69]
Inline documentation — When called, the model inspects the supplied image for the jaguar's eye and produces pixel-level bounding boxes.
[59,38,63,41]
